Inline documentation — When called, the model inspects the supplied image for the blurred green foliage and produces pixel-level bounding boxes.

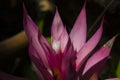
[116,60,120,77]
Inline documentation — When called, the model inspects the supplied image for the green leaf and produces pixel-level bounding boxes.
[37,19,44,33]
[46,37,51,43]
[116,59,120,77]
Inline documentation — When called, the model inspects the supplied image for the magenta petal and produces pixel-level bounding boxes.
[23,4,48,67]
[76,19,103,71]
[62,39,77,80]
[30,56,53,80]
[31,56,53,80]
[51,9,64,40]
[62,43,73,73]
[29,44,46,67]
[29,44,53,80]
[23,3,38,40]
[32,64,46,80]
[82,58,107,80]
[51,9,68,52]
[39,35,62,72]
[82,36,117,75]
[0,72,30,80]
[31,36,49,68]
[59,27,69,52]
[70,3,87,52]
[105,78,120,80]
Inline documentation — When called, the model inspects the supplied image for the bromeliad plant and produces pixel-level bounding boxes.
[23,2,119,80]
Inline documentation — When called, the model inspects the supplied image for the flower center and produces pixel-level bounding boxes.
[52,40,61,53]
[53,68,62,80]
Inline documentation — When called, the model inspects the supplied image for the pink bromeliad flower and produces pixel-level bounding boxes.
[23,3,119,80]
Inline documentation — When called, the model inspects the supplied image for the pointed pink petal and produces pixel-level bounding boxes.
[105,78,120,80]
[61,39,80,80]
[51,9,68,53]
[23,4,49,67]
[29,44,53,80]
[39,32,63,73]
[32,64,47,80]
[23,3,38,40]
[29,41,58,78]
[82,58,107,79]
[70,3,87,52]
[51,9,64,40]
[62,40,77,79]
[76,19,103,71]
[39,34,62,72]
[59,27,69,52]
[0,72,30,80]
[82,36,117,75]
[30,56,53,80]
[31,57,53,80]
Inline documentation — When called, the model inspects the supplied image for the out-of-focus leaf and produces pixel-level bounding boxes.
[46,37,51,43]
[116,59,120,77]
[37,19,44,33]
